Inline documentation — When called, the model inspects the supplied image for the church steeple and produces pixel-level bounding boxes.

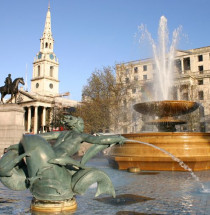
[40,3,54,53]
[31,3,59,96]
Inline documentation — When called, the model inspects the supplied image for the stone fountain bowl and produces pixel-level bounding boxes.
[133,100,200,117]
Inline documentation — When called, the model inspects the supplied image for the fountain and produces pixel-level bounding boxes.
[0,15,209,215]
[108,16,210,171]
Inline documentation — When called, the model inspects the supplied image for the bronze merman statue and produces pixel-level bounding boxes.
[0,115,126,212]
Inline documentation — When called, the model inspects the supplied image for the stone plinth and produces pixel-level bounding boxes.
[0,104,25,155]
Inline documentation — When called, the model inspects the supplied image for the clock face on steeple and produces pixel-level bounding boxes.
[49,54,54,60]
[38,53,42,59]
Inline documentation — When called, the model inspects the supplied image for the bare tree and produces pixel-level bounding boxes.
[75,66,134,134]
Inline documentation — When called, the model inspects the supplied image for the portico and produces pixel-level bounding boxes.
[24,105,51,133]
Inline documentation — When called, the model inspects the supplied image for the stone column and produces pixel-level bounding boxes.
[49,107,53,131]
[42,107,46,133]
[34,106,38,134]
[177,86,181,100]
[181,58,184,74]
[27,106,31,133]
[187,84,190,100]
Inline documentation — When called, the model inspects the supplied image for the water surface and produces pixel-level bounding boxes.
[0,158,209,215]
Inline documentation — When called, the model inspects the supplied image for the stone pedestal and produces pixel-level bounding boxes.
[31,198,77,213]
[0,104,25,155]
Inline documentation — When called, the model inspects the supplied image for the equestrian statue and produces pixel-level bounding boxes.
[0,74,25,103]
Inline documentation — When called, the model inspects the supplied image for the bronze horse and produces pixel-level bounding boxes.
[0,77,25,103]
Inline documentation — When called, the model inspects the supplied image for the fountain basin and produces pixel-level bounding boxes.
[133,100,199,117]
[108,132,210,171]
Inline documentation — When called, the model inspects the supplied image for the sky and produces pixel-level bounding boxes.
[0,0,210,101]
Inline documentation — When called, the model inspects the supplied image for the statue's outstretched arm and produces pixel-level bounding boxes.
[38,131,63,140]
[80,134,126,165]
[83,133,126,145]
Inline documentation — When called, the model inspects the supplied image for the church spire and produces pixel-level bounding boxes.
[40,3,54,53]
[32,2,59,97]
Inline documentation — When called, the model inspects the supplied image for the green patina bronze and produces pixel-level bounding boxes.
[0,115,125,201]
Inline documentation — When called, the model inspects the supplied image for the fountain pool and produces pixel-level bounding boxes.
[0,158,209,214]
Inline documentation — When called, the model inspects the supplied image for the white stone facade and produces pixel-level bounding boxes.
[116,46,210,133]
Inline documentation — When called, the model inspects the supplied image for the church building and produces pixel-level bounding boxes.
[12,4,79,134]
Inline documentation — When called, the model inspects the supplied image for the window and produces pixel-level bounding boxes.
[123,100,127,107]
[198,55,203,62]
[199,65,203,74]
[143,65,147,71]
[132,88,136,94]
[45,42,48,48]
[143,75,147,80]
[198,91,204,100]
[105,128,110,133]
[49,83,53,89]
[125,77,130,83]
[198,79,203,85]
[38,66,40,76]
[134,67,138,73]
[36,83,39,88]
[183,57,191,71]
[50,66,54,77]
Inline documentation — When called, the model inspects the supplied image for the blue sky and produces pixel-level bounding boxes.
[0,0,210,101]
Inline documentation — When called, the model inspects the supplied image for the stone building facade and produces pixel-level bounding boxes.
[116,46,210,133]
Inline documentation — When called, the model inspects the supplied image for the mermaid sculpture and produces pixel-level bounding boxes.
[0,115,125,211]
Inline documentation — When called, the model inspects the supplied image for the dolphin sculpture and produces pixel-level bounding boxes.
[0,134,121,201]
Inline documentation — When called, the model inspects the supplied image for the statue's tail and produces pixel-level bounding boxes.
[71,168,116,198]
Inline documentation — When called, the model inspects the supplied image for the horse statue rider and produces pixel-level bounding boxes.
[4,74,12,94]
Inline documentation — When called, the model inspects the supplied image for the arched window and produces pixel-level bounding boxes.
[49,43,51,49]
[42,43,44,49]
[38,66,41,76]
[45,42,48,48]
[50,66,54,77]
